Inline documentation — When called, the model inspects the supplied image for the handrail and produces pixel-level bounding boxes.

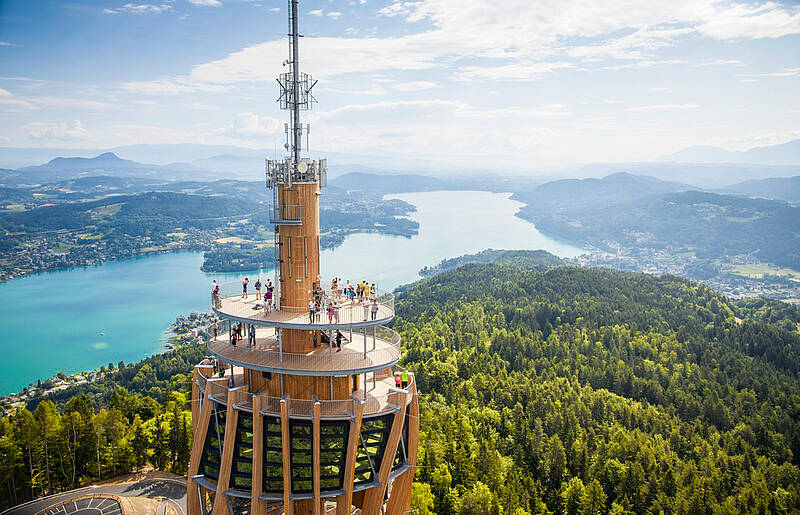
[269,203,302,224]
[211,280,395,327]
[206,324,402,375]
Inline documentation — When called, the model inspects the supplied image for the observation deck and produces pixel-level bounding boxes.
[206,324,401,375]
[211,281,395,328]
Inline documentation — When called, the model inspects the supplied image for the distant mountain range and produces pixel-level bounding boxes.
[512,171,800,271]
[662,139,800,166]
[722,176,800,204]
[0,152,217,186]
[513,172,691,210]
[578,162,800,188]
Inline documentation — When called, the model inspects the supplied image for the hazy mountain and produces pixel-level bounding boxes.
[513,172,692,212]
[0,152,216,186]
[663,139,800,166]
[722,176,800,204]
[578,162,800,188]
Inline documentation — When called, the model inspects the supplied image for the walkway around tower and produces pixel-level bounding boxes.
[206,325,401,376]
[211,281,395,329]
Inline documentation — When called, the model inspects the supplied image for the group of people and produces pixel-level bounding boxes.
[213,276,382,323]
[219,320,256,347]
[308,278,381,323]
[330,278,378,302]
[394,370,410,389]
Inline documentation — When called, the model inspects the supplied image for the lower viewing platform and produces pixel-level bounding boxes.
[195,361,414,420]
[206,325,401,375]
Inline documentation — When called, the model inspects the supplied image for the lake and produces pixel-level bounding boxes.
[0,191,585,394]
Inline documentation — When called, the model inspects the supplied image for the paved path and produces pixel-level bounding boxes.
[3,478,187,515]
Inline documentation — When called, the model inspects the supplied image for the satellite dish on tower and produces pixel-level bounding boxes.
[298,161,308,173]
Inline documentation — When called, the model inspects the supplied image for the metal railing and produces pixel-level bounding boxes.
[206,325,402,375]
[269,203,302,225]
[212,280,395,327]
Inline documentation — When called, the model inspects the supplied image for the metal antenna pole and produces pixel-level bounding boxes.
[290,0,301,167]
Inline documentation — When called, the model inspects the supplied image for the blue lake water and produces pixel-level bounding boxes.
[0,191,585,394]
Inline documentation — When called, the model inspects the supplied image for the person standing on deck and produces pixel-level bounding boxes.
[255,277,262,300]
[362,298,370,321]
[248,325,256,347]
[241,277,249,299]
[309,299,315,323]
[333,301,340,324]
[211,281,221,308]
[401,370,409,389]
[265,286,273,313]
[370,298,379,320]
[335,330,346,352]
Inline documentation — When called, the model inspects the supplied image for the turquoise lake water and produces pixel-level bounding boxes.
[0,191,585,394]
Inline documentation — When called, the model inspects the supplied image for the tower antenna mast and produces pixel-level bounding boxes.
[277,0,316,174]
[289,0,301,167]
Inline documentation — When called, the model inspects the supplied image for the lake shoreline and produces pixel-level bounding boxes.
[0,191,585,395]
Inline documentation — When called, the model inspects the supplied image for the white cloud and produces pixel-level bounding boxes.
[456,62,573,81]
[269,7,280,12]
[0,41,18,47]
[626,103,700,111]
[697,3,800,39]
[187,0,222,6]
[0,89,37,111]
[745,67,800,77]
[392,81,436,91]
[327,11,342,19]
[103,4,172,14]
[126,0,800,96]
[27,120,89,142]
[220,112,283,139]
[696,59,744,66]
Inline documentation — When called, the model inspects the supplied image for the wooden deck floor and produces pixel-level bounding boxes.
[206,327,400,374]
[214,295,394,328]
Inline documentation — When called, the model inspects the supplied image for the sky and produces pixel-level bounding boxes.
[0,0,799,164]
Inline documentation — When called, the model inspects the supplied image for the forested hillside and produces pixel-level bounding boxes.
[1,264,799,512]
[395,265,800,514]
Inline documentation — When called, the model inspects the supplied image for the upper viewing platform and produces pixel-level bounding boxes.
[211,280,395,328]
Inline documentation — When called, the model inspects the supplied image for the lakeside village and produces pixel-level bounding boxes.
[574,246,800,303]
[0,311,216,416]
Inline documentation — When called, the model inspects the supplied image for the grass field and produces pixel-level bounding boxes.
[731,263,800,280]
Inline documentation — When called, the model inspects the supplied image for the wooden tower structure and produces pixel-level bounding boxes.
[187,1,419,513]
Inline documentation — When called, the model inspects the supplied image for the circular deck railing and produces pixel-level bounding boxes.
[211,279,395,328]
[205,322,401,375]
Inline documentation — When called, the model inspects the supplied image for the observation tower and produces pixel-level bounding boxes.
[186,1,419,514]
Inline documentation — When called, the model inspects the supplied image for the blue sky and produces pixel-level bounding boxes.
[0,0,798,164]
